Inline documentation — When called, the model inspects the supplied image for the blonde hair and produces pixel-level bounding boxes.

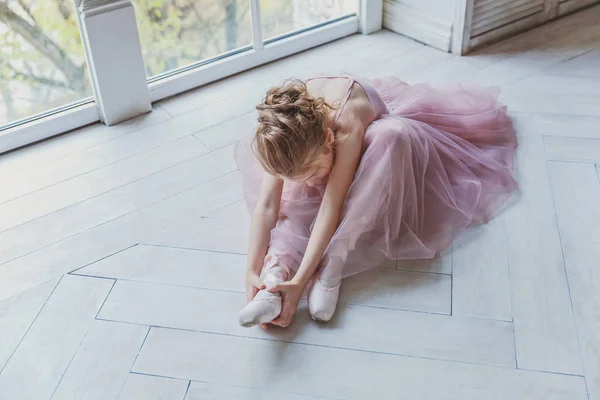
[252,80,334,178]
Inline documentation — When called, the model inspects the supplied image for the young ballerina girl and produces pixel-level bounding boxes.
[236,75,518,328]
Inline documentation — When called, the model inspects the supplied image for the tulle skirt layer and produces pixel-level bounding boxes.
[235,76,518,278]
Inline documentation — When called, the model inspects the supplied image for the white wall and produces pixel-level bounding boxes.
[385,0,600,55]
[383,0,457,52]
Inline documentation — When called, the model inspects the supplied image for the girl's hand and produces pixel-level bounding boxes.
[245,270,266,303]
[267,281,304,328]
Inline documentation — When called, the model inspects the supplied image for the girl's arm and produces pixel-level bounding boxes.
[292,120,365,288]
[246,173,284,275]
[268,116,366,327]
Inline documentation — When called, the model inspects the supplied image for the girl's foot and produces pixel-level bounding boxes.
[308,278,341,322]
[239,264,288,327]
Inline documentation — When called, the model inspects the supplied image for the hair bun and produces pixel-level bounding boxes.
[252,79,335,178]
[257,79,330,120]
[263,80,304,106]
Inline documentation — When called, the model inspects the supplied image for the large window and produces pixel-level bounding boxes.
[0,1,93,128]
[134,0,358,80]
[0,0,365,152]
[261,0,357,41]
[133,0,253,79]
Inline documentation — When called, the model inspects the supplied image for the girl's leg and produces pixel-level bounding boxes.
[238,250,296,327]
[308,254,344,322]
[239,191,321,326]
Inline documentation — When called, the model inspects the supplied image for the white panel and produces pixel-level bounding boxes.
[0,276,113,400]
[249,0,264,49]
[100,280,516,367]
[186,382,328,400]
[453,215,512,321]
[468,11,547,50]
[472,1,545,36]
[503,136,582,374]
[462,0,551,52]
[51,320,148,400]
[78,1,152,124]
[558,0,600,16]
[383,0,454,51]
[119,374,188,400]
[0,279,59,371]
[133,328,587,399]
[360,0,383,34]
[549,162,600,400]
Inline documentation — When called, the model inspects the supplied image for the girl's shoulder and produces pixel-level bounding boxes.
[335,92,376,130]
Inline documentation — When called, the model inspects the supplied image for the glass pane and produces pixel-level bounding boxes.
[133,0,253,79]
[0,1,92,128]
[260,0,358,41]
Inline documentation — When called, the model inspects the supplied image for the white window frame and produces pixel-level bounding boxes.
[0,0,382,154]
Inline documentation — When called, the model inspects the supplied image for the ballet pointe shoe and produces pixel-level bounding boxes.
[239,265,288,328]
[308,278,341,322]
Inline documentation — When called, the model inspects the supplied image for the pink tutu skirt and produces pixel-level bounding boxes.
[235,76,518,278]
